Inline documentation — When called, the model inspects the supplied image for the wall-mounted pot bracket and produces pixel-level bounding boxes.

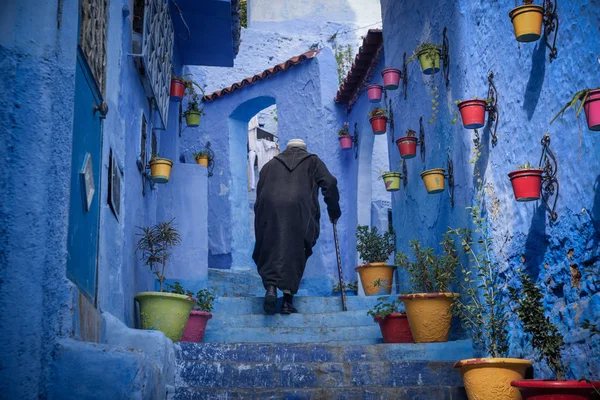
[352,122,359,159]
[402,52,408,100]
[538,133,559,221]
[419,116,426,163]
[445,148,455,207]
[486,72,499,146]
[442,27,450,87]
[543,0,559,62]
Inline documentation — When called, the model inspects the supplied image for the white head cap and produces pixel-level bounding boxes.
[287,139,307,150]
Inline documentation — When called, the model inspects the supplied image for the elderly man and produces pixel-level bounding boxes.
[253,139,341,315]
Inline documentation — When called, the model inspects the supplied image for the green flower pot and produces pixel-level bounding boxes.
[135,292,196,341]
[185,111,201,127]
[417,48,440,75]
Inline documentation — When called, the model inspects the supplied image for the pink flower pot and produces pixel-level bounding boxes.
[396,136,418,159]
[584,89,600,131]
[381,68,401,90]
[457,100,487,129]
[370,116,388,134]
[170,78,186,102]
[339,135,353,149]
[367,84,383,103]
[180,311,212,342]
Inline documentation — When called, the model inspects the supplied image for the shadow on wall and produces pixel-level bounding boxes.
[523,40,547,121]
[592,175,600,236]
[471,126,491,190]
[524,203,549,276]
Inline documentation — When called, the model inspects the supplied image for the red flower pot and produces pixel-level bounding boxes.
[374,313,414,343]
[367,84,383,103]
[396,136,418,159]
[508,168,543,202]
[170,78,186,102]
[339,135,352,149]
[370,116,388,134]
[457,99,487,129]
[381,68,401,90]
[511,379,600,400]
[180,311,212,342]
[584,89,600,131]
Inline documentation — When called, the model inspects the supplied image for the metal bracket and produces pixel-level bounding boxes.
[388,97,395,143]
[486,71,499,146]
[444,148,455,207]
[142,163,156,191]
[419,116,426,163]
[401,160,408,188]
[205,141,215,178]
[402,52,409,100]
[93,101,108,119]
[538,134,559,221]
[441,27,450,87]
[543,0,559,62]
[352,123,359,159]
[178,102,183,137]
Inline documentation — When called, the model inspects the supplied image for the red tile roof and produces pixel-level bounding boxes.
[202,49,320,102]
[335,29,384,112]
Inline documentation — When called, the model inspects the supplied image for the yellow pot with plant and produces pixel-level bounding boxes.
[509,2,544,43]
[414,42,441,75]
[420,168,445,193]
[355,225,396,296]
[149,157,173,184]
[193,151,210,167]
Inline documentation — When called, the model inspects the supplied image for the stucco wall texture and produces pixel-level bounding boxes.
[379,0,600,379]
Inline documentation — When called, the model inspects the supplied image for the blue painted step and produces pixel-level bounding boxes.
[207,310,376,329]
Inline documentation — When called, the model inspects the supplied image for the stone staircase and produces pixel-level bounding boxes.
[172,269,470,399]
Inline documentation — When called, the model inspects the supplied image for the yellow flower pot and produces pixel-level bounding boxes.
[382,172,401,192]
[509,5,544,43]
[416,48,441,75]
[135,292,196,342]
[454,358,533,400]
[196,156,209,167]
[355,263,396,296]
[399,292,458,342]
[149,158,173,184]
[420,168,445,194]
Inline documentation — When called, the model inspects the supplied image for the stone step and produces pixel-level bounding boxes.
[207,310,377,329]
[175,360,464,389]
[176,340,474,363]
[203,325,383,343]
[212,295,384,315]
[173,386,467,400]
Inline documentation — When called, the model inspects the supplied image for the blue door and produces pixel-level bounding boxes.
[66,49,103,301]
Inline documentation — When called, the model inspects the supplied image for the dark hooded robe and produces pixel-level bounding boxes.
[252,147,341,294]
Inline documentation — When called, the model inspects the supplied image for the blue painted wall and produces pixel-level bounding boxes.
[379,0,600,379]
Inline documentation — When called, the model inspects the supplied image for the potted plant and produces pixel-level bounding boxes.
[368,108,388,135]
[332,281,358,296]
[367,296,413,343]
[192,150,210,167]
[165,282,216,343]
[509,271,600,399]
[170,75,186,102]
[396,236,460,343]
[149,153,174,184]
[338,122,353,149]
[509,0,544,43]
[134,220,196,342]
[420,168,446,194]
[411,42,442,75]
[396,129,418,159]
[380,169,401,192]
[508,162,543,202]
[184,83,206,127]
[355,225,396,296]
[381,67,401,90]
[456,98,490,129]
[367,84,383,103]
[449,201,533,400]
[551,89,600,132]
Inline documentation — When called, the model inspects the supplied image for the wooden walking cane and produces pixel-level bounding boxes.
[332,221,347,312]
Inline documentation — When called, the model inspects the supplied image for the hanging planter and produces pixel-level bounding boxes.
[368,108,388,135]
[149,157,173,184]
[456,99,488,129]
[185,110,202,127]
[584,89,600,131]
[509,2,544,43]
[399,293,458,343]
[367,84,383,103]
[355,225,396,296]
[193,152,210,167]
[396,129,418,159]
[338,122,353,149]
[414,43,441,75]
[381,68,401,90]
[170,77,186,102]
[420,168,445,193]
[374,313,413,344]
[454,358,533,400]
[508,163,542,201]
[381,172,401,192]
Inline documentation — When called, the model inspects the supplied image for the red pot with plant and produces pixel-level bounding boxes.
[338,122,352,149]
[456,99,487,129]
[369,108,388,135]
[508,163,542,201]
[584,89,600,131]
[179,287,216,343]
[396,129,418,159]
[367,84,383,103]
[375,313,414,343]
[381,68,401,90]
[170,77,186,102]
[511,380,600,400]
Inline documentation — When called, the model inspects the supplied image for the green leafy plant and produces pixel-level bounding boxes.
[239,0,248,28]
[447,195,510,358]
[165,281,216,312]
[334,44,354,85]
[582,320,600,337]
[338,122,350,136]
[550,89,599,125]
[367,296,404,319]
[405,129,416,137]
[407,42,443,124]
[333,281,358,293]
[356,225,396,264]
[192,150,210,160]
[395,235,459,293]
[368,107,388,118]
[509,271,566,380]
[136,219,182,292]
[517,161,540,170]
